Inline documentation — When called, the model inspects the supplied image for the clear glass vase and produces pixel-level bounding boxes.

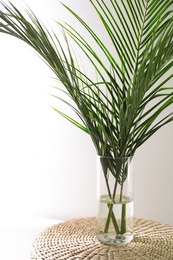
[96,156,134,245]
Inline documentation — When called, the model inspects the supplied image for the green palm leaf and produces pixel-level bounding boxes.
[0,0,172,158]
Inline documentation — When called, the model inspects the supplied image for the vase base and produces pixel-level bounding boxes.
[96,233,133,246]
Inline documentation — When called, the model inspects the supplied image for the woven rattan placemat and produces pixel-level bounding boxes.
[30,217,173,260]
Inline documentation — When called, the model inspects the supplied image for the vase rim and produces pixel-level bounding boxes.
[97,155,133,159]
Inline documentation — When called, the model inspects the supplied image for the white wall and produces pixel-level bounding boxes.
[0,0,172,225]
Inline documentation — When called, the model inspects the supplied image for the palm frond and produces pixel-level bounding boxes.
[0,0,173,158]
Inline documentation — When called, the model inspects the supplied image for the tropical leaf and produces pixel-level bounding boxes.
[0,0,172,159]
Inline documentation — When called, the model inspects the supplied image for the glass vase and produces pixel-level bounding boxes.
[96,156,134,245]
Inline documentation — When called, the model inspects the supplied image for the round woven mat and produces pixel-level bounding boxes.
[30,217,173,260]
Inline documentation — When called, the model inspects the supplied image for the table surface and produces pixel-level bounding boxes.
[0,216,61,260]
[1,217,173,260]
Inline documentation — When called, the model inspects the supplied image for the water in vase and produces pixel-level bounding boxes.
[96,195,134,245]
